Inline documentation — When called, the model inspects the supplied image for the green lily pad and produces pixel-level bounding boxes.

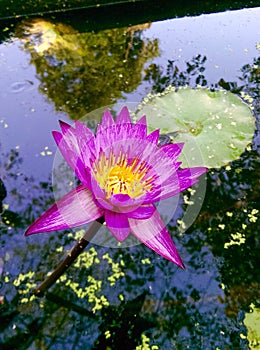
[135,87,255,168]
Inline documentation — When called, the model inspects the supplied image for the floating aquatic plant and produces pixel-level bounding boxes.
[136,87,255,168]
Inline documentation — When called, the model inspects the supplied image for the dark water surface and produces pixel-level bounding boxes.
[0,6,259,350]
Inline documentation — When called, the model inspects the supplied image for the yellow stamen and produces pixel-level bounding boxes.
[92,151,153,198]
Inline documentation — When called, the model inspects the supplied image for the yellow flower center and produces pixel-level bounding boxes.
[92,151,154,198]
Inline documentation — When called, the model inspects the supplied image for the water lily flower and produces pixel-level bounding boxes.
[25,107,207,268]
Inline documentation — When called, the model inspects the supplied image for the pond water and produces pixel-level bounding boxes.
[0,5,259,350]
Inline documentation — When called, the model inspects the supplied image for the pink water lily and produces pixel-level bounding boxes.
[25,107,207,268]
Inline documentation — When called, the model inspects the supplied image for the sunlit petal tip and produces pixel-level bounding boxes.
[180,261,186,270]
[101,109,115,127]
[160,143,185,162]
[176,142,185,152]
[175,161,182,169]
[146,129,160,144]
[25,185,103,236]
[52,130,62,145]
[74,120,86,131]
[109,227,131,242]
[59,120,73,134]
[24,225,36,236]
[74,120,94,140]
[188,166,208,179]
[74,120,82,127]
[129,210,185,268]
[105,210,131,242]
[147,229,185,268]
[136,115,147,126]
[116,106,132,124]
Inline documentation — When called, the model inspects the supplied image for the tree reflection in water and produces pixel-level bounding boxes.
[16,19,159,119]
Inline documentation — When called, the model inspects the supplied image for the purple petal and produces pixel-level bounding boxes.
[90,178,114,211]
[108,194,142,210]
[59,120,72,135]
[132,115,147,135]
[59,121,94,158]
[105,210,131,242]
[130,124,147,140]
[52,131,91,188]
[25,185,103,236]
[59,122,80,152]
[53,125,80,160]
[129,210,184,268]
[126,204,156,219]
[52,130,76,170]
[116,106,132,124]
[146,129,160,144]
[175,162,182,170]
[74,120,94,141]
[101,109,115,127]
[132,144,203,196]
[151,166,207,202]
[160,143,184,162]
[52,130,63,146]
[95,112,151,152]
[135,115,147,127]
[177,167,207,187]
[95,123,132,151]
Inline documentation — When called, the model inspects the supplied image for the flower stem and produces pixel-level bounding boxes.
[33,217,104,297]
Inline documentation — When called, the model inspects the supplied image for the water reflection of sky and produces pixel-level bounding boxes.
[0,40,65,180]
[149,7,260,79]
[129,7,260,99]
[0,7,259,181]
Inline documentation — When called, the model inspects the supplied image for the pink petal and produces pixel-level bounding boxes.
[135,115,147,127]
[160,143,184,162]
[52,130,63,145]
[150,166,207,202]
[108,194,143,210]
[116,106,132,124]
[59,121,94,160]
[59,120,72,135]
[58,122,80,152]
[74,120,94,142]
[95,111,150,151]
[129,209,185,268]
[133,115,147,133]
[126,204,156,219]
[52,131,91,188]
[66,121,96,170]
[52,130,76,170]
[146,129,160,144]
[129,116,148,140]
[101,109,115,127]
[105,210,131,242]
[177,167,207,187]
[25,185,103,236]
[95,123,132,151]
[90,178,114,211]
[53,126,80,161]
[175,162,182,170]
[136,144,205,197]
